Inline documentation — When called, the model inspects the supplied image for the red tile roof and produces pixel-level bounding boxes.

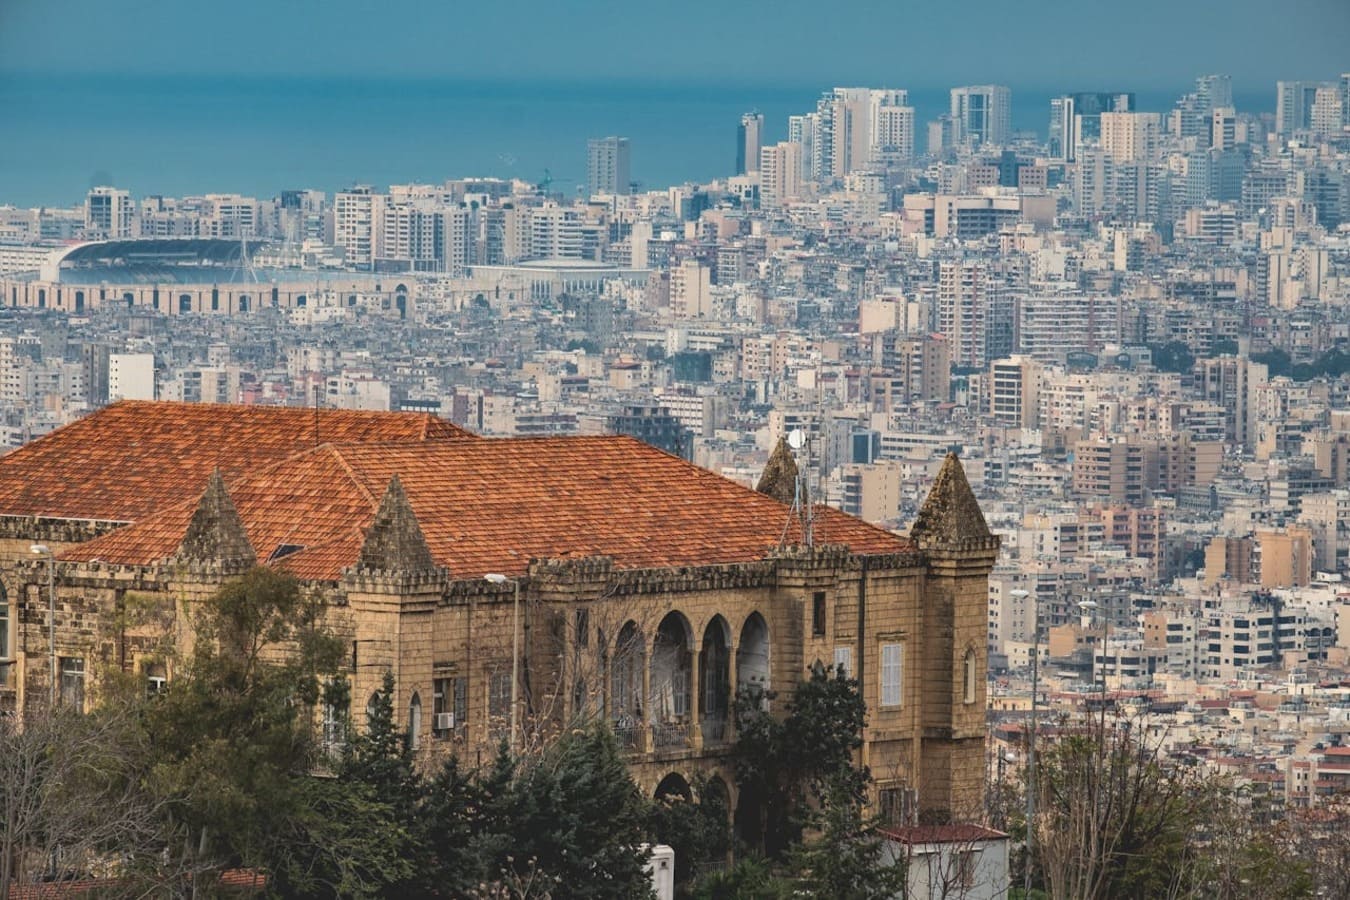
[881,824,1008,844]
[63,436,913,580]
[0,401,472,522]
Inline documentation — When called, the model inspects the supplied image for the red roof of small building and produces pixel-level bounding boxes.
[0,401,472,522]
[63,435,913,580]
[881,824,1008,845]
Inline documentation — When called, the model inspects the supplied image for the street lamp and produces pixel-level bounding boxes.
[30,544,55,708]
[1011,587,1036,897]
[485,573,521,754]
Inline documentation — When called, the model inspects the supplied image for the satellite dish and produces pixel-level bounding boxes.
[787,429,805,451]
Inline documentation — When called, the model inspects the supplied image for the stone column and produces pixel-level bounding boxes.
[726,642,739,742]
[640,644,653,754]
[689,646,703,751]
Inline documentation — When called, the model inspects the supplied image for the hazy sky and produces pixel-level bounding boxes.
[1,0,1347,89]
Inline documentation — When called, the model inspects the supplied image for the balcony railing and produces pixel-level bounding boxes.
[612,714,640,750]
[652,719,690,749]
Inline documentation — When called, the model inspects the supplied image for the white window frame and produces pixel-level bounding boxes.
[0,584,9,662]
[880,642,903,708]
[963,648,978,704]
[833,646,852,677]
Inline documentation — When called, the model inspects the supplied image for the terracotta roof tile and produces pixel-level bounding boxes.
[0,401,472,522]
[63,436,912,580]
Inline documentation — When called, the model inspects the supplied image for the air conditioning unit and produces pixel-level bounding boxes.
[435,712,456,731]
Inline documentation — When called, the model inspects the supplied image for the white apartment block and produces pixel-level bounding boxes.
[108,353,155,401]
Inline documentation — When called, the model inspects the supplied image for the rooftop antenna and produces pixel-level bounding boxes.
[313,382,321,448]
[788,428,814,548]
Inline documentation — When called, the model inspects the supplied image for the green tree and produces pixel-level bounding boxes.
[418,753,496,897]
[500,725,655,900]
[336,671,424,895]
[1032,711,1208,900]
[789,771,907,900]
[1147,342,1196,374]
[142,567,410,896]
[733,665,867,856]
[730,665,903,896]
[650,773,731,890]
[1251,348,1291,377]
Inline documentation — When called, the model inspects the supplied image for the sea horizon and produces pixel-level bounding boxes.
[0,71,1274,209]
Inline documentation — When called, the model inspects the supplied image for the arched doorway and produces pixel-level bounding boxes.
[654,771,692,803]
[700,615,731,745]
[611,620,644,749]
[737,612,770,708]
[651,612,693,749]
[734,781,766,855]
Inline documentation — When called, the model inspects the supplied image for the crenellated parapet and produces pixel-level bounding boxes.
[0,515,125,544]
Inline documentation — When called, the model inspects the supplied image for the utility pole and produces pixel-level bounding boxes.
[30,544,56,707]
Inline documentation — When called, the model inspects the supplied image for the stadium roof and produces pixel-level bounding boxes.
[42,238,272,283]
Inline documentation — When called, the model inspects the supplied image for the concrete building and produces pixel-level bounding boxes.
[1277,80,1327,135]
[989,356,1043,428]
[108,352,155,401]
[1194,357,1268,450]
[334,186,386,269]
[759,142,804,211]
[950,85,1012,148]
[1072,437,1159,506]
[669,258,713,319]
[1099,112,1161,163]
[938,260,1000,369]
[587,136,632,196]
[737,113,764,176]
[85,187,134,239]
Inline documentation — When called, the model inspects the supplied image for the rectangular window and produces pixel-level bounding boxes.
[60,657,85,712]
[880,643,903,707]
[489,671,511,723]
[833,646,852,677]
[575,609,590,648]
[0,591,8,660]
[812,592,827,637]
[877,786,917,826]
[144,662,168,698]
[432,676,468,738]
[433,677,452,738]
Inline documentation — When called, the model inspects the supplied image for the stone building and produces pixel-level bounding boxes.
[0,402,997,827]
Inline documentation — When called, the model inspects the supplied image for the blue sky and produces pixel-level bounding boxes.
[0,0,1346,89]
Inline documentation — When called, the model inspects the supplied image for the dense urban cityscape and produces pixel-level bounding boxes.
[4,32,1350,897]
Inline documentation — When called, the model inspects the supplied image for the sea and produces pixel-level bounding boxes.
[0,73,1273,208]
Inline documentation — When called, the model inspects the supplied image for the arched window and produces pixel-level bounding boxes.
[0,580,9,661]
[963,648,978,704]
[408,692,422,751]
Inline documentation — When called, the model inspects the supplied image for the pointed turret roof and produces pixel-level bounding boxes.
[756,436,799,505]
[175,470,256,567]
[909,453,993,551]
[356,475,437,574]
